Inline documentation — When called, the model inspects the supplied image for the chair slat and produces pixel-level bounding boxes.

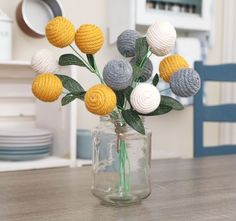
[195,61,236,82]
[194,61,236,157]
[204,104,236,122]
[195,145,236,157]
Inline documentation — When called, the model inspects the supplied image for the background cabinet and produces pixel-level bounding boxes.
[0,62,91,172]
[108,0,214,45]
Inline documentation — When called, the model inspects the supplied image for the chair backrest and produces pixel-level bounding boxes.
[194,61,236,157]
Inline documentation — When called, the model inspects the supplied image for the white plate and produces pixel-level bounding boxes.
[0,148,49,154]
[0,136,53,143]
[0,144,50,150]
[0,141,52,148]
[0,153,49,161]
[0,128,52,137]
[0,137,52,144]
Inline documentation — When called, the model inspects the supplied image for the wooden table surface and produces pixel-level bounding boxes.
[1,155,236,221]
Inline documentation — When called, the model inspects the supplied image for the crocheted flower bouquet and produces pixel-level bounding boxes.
[31,17,201,196]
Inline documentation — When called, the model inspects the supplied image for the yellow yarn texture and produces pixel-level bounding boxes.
[159,55,189,82]
[85,84,116,115]
[45,16,75,48]
[75,24,104,54]
[32,73,63,102]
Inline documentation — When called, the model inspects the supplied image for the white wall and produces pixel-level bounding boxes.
[0,0,223,159]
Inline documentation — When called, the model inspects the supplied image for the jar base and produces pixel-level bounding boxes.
[93,191,142,207]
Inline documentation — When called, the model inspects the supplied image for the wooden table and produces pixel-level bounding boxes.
[1,155,236,221]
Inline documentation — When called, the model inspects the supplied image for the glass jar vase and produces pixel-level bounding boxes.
[91,116,151,206]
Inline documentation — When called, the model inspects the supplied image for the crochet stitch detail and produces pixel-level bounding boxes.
[84,84,116,115]
[75,24,104,54]
[45,17,75,48]
[159,54,189,82]
[32,73,63,102]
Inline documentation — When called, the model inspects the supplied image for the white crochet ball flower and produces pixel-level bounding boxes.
[146,21,176,56]
[31,49,58,74]
[130,83,161,114]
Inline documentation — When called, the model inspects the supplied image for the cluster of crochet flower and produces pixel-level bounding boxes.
[31,16,201,122]
[31,17,104,104]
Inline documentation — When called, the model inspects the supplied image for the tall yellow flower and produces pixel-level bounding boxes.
[75,24,104,54]
[45,16,75,48]
[84,84,116,115]
[32,73,63,102]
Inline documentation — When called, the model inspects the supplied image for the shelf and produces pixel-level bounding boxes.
[108,0,214,44]
[137,9,210,31]
[77,159,92,167]
[0,60,31,66]
[0,65,78,172]
[0,156,71,172]
[0,60,33,78]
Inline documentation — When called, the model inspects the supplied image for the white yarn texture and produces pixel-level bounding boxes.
[146,21,176,56]
[130,83,161,114]
[31,49,58,74]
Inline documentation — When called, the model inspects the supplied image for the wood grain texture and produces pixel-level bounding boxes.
[1,156,236,221]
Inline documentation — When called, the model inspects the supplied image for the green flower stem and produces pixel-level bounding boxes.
[123,98,128,110]
[121,141,127,192]
[139,49,152,68]
[69,45,95,72]
[69,45,104,83]
[117,105,125,111]
[118,139,130,194]
[118,140,123,189]
[124,145,131,191]
[110,109,120,121]
[129,49,153,92]
[94,71,104,83]
[147,51,153,59]
[93,56,105,84]
[110,112,131,195]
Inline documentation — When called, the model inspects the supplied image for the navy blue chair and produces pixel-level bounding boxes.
[194,61,236,157]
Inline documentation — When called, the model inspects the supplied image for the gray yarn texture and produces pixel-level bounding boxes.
[103,59,133,91]
[170,68,201,97]
[130,58,153,82]
[117,30,141,57]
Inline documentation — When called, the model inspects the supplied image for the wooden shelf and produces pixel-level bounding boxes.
[0,156,71,172]
[77,159,92,167]
[138,9,210,31]
[108,0,214,44]
[0,60,31,66]
[0,60,33,78]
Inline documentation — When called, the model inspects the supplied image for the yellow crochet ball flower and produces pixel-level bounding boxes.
[32,73,63,102]
[159,54,189,82]
[45,16,75,48]
[75,24,104,54]
[84,84,116,115]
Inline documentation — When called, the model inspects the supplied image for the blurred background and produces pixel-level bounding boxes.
[0,0,235,172]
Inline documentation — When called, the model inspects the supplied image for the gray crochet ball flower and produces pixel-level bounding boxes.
[170,68,201,97]
[130,58,153,82]
[117,30,141,57]
[103,59,133,91]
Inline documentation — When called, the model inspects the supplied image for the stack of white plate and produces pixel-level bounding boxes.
[0,128,52,161]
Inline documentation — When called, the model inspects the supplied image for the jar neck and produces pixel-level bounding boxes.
[100,115,126,127]
[99,114,145,134]
[100,115,110,122]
